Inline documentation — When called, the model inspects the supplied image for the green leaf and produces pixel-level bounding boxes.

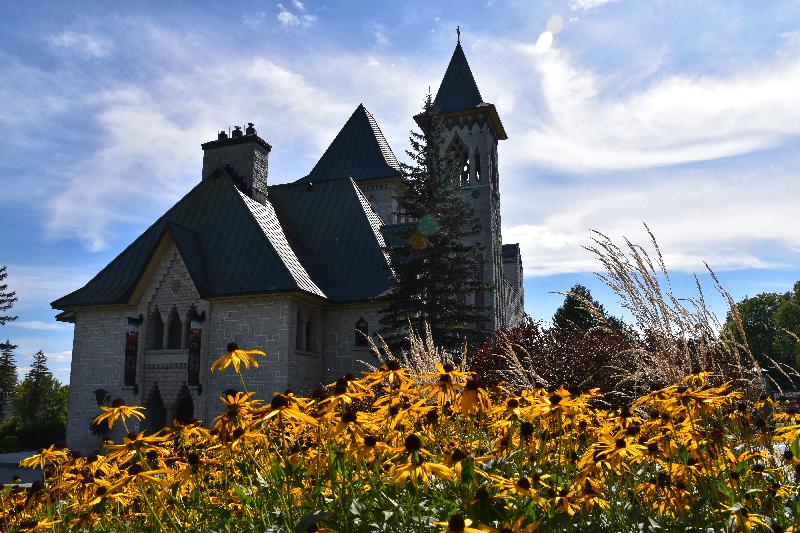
[790,438,800,459]
[294,510,331,533]
[677,444,689,465]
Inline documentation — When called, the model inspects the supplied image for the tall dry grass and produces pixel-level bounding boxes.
[496,225,797,400]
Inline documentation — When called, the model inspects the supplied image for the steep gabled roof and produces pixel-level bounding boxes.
[52,170,325,310]
[434,42,484,114]
[298,104,401,183]
[268,178,391,301]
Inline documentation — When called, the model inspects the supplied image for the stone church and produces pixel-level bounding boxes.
[52,40,525,451]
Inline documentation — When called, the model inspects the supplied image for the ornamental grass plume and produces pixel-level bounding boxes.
[488,225,796,402]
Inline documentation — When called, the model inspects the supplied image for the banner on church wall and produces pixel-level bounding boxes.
[124,316,142,387]
[187,312,203,386]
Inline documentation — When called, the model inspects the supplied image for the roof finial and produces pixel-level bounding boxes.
[456,25,460,44]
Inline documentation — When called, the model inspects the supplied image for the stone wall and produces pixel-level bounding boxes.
[65,306,139,452]
[203,295,293,417]
[444,116,504,330]
[322,303,383,384]
[359,178,400,224]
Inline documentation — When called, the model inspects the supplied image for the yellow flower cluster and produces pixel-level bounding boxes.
[3,355,800,532]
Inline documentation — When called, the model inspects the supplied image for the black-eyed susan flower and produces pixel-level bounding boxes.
[92,399,146,431]
[211,342,266,373]
[434,514,483,533]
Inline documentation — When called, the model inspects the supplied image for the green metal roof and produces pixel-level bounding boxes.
[298,104,401,183]
[51,171,326,309]
[434,42,484,114]
[268,178,391,301]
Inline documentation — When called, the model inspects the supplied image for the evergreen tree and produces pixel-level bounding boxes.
[16,350,54,422]
[380,94,486,352]
[553,284,621,331]
[0,340,17,420]
[0,266,18,325]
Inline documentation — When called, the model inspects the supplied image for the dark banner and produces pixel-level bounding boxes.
[124,316,142,386]
[188,312,203,386]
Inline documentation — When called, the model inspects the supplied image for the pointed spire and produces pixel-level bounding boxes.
[301,104,401,182]
[433,41,483,114]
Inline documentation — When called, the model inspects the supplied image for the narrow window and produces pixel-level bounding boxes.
[448,135,469,187]
[167,307,182,349]
[187,309,203,386]
[147,308,164,350]
[295,311,303,350]
[306,317,314,352]
[124,316,141,387]
[355,318,369,347]
[474,148,481,182]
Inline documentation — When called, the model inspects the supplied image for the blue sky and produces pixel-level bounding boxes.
[1,0,799,383]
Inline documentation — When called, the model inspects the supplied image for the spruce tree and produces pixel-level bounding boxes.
[0,266,18,325]
[0,340,17,420]
[17,350,53,422]
[380,94,486,352]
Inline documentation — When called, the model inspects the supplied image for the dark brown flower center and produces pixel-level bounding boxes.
[448,514,466,532]
[226,342,239,352]
[271,395,290,410]
[404,434,423,453]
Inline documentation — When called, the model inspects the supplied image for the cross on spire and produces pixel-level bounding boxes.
[456,25,460,44]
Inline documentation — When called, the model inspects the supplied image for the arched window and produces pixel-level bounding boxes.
[145,383,166,433]
[355,318,369,346]
[176,385,194,424]
[147,308,164,350]
[448,135,469,187]
[474,148,481,182]
[166,307,182,349]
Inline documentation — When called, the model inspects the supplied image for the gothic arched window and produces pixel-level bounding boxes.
[166,307,182,349]
[474,148,481,182]
[448,135,469,187]
[355,318,369,347]
[147,308,164,350]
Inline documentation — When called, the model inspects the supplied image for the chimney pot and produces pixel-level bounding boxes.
[232,125,243,138]
[245,122,256,135]
[218,130,228,140]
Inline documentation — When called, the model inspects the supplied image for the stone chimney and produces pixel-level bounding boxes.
[201,123,271,203]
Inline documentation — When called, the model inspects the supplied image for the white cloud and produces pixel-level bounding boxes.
[372,23,390,46]
[243,12,267,30]
[570,0,619,10]
[48,31,110,58]
[42,41,432,249]
[47,350,72,362]
[500,43,800,173]
[277,3,316,28]
[5,265,94,312]
[14,321,70,331]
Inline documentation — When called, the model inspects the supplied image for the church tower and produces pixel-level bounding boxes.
[425,38,510,330]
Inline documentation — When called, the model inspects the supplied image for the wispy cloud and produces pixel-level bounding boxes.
[570,0,619,11]
[243,11,267,30]
[14,321,71,331]
[276,2,317,28]
[48,31,110,58]
[501,42,800,173]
